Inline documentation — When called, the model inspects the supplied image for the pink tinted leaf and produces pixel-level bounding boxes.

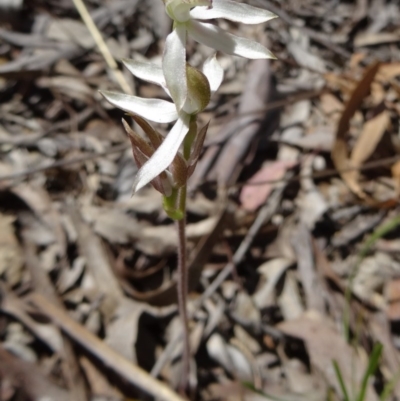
[240,160,296,211]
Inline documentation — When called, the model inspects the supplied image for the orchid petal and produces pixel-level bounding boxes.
[122,59,165,87]
[190,0,277,24]
[122,59,172,97]
[100,91,178,123]
[188,20,276,59]
[163,25,187,111]
[202,55,224,94]
[132,112,191,193]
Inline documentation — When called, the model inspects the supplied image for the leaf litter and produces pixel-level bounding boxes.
[0,0,400,400]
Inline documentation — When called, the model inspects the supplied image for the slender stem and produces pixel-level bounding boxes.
[175,115,197,393]
[176,206,190,392]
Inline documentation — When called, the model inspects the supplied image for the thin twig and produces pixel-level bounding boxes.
[71,0,133,95]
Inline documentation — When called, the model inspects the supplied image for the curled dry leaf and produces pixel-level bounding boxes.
[331,62,380,199]
[351,110,390,168]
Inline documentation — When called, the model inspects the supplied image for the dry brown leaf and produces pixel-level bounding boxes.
[354,32,400,47]
[370,81,386,104]
[351,110,390,166]
[320,93,344,116]
[331,62,380,199]
[376,62,400,82]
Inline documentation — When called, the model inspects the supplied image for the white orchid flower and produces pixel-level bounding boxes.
[162,0,277,109]
[100,56,223,193]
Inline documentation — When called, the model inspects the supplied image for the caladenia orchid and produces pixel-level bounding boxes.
[100,56,223,219]
[101,0,277,394]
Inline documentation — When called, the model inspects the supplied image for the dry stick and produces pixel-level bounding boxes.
[29,293,185,401]
[151,177,288,378]
[71,0,133,95]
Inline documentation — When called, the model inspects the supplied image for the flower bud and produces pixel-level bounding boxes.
[122,119,172,196]
[183,64,211,115]
[187,121,209,177]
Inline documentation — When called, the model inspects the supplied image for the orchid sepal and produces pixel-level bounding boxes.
[188,20,276,59]
[100,91,178,123]
[190,0,277,25]
[122,119,172,196]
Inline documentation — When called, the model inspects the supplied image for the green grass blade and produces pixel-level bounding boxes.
[333,360,351,401]
[356,343,383,401]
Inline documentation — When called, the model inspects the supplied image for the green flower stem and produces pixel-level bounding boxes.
[164,189,185,220]
[184,116,197,159]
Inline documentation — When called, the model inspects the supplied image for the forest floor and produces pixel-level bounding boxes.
[0,0,400,400]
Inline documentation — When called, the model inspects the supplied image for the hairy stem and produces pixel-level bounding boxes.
[176,205,190,392]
